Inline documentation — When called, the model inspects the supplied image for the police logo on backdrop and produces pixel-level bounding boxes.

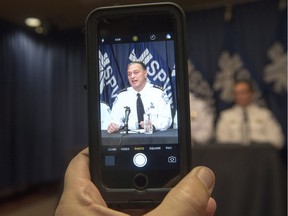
[98,45,124,108]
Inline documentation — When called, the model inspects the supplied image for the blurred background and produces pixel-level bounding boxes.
[0,0,286,215]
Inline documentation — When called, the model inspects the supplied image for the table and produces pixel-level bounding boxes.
[101,129,178,145]
[191,144,286,216]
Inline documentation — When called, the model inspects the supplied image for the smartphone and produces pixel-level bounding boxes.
[86,2,191,209]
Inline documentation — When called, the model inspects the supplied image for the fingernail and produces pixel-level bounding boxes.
[197,167,215,194]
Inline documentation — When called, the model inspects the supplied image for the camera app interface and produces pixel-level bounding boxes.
[98,31,180,188]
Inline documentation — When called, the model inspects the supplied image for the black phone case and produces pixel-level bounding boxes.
[86,2,191,209]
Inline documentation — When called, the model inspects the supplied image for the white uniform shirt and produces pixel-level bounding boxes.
[100,102,111,130]
[109,83,172,130]
[189,93,214,145]
[216,104,284,149]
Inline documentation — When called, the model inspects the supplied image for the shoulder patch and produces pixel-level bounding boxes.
[117,87,128,95]
[152,84,164,91]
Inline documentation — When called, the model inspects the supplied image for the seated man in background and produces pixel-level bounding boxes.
[174,92,214,145]
[100,102,111,130]
[189,93,214,145]
[216,80,284,149]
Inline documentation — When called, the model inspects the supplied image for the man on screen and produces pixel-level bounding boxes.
[107,61,172,133]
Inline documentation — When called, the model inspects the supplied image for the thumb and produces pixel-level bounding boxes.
[147,166,215,216]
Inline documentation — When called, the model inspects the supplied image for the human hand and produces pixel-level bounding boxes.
[139,121,144,129]
[55,148,216,216]
[107,123,120,133]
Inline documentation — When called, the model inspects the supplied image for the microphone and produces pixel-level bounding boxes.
[124,106,131,134]
[124,106,131,125]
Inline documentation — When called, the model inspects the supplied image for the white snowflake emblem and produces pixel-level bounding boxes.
[188,59,214,106]
[213,51,251,102]
[263,42,287,93]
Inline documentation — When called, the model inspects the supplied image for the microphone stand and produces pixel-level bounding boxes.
[124,106,131,134]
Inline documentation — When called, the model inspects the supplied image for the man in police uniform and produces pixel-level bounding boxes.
[173,93,214,145]
[107,61,172,133]
[216,80,284,149]
[100,102,111,130]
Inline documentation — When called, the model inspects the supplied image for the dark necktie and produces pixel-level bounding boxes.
[137,93,145,125]
[243,108,248,123]
[242,108,249,145]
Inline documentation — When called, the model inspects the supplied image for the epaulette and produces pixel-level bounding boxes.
[152,84,164,91]
[117,87,128,94]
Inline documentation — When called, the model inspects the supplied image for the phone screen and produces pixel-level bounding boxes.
[87,4,190,196]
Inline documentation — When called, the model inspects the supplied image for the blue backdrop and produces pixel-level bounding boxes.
[186,0,287,143]
[99,41,176,110]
